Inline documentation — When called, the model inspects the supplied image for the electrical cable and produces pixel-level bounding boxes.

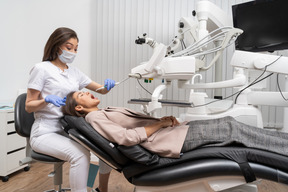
[181,40,184,50]
[277,73,288,101]
[192,72,273,109]
[233,73,274,104]
[186,32,236,57]
[181,39,186,49]
[137,78,152,95]
[234,55,282,104]
[191,55,282,108]
[172,26,234,57]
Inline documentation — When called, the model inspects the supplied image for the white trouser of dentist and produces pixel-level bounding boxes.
[30,119,91,192]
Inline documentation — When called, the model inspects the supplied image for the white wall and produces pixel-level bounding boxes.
[0,0,95,102]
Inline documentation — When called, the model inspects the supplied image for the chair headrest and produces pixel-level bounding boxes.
[62,115,130,165]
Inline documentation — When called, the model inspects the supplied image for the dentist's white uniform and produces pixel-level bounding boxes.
[28,61,91,192]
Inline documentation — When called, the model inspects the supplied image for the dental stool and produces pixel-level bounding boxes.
[14,93,70,192]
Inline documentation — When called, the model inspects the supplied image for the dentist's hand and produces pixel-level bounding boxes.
[104,79,115,91]
[45,95,66,107]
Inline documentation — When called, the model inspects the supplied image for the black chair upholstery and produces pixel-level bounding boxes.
[14,93,70,192]
[14,93,34,137]
[62,115,288,191]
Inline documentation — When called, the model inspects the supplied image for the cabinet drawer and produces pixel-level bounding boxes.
[6,122,15,133]
[7,133,26,152]
[6,112,14,122]
[6,112,15,133]
[6,149,26,173]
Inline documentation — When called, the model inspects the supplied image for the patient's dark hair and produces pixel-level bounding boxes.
[62,91,85,117]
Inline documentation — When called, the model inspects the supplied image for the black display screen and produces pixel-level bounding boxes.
[232,0,288,52]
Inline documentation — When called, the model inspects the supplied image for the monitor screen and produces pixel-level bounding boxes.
[232,0,288,52]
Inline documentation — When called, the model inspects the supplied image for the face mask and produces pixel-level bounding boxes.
[58,49,76,63]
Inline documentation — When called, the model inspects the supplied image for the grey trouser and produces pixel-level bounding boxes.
[181,116,288,156]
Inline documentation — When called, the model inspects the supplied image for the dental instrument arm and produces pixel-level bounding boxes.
[95,77,130,91]
[178,68,246,90]
[129,1,244,118]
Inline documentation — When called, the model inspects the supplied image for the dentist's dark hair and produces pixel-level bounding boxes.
[62,91,85,117]
[43,27,79,62]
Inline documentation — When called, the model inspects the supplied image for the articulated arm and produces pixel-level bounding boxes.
[231,50,288,75]
[178,68,246,90]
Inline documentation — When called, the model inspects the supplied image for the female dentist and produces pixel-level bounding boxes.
[25,27,115,192]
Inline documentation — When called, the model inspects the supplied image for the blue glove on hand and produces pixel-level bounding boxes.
[104,79,115,91]
[45,95,66,107]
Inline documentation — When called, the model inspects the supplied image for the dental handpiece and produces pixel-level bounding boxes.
[96,77,130,91]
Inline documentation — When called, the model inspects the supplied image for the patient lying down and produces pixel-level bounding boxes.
[62,91,288,158]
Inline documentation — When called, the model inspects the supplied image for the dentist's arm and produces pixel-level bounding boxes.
[86,79,115,94]
[25,89,47,113]
[86,81,108,94]
[26,89,66,113]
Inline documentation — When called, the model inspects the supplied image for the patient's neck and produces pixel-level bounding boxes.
[84,107,99,114]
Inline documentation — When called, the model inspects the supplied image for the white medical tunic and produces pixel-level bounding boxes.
[27,61,92,138]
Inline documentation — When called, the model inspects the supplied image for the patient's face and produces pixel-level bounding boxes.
[73,91,100,108]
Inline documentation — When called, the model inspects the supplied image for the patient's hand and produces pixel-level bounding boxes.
[160,116,179,127]
[145,116,180,137]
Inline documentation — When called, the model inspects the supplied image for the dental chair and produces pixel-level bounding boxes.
[61,115,288,192]
[14,93,70,192]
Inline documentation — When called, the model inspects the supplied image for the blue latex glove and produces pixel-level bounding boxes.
[104,79,115,91]
[45,95,66,107]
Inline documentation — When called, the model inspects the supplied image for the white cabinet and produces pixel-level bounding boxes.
[0,109,28,182]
